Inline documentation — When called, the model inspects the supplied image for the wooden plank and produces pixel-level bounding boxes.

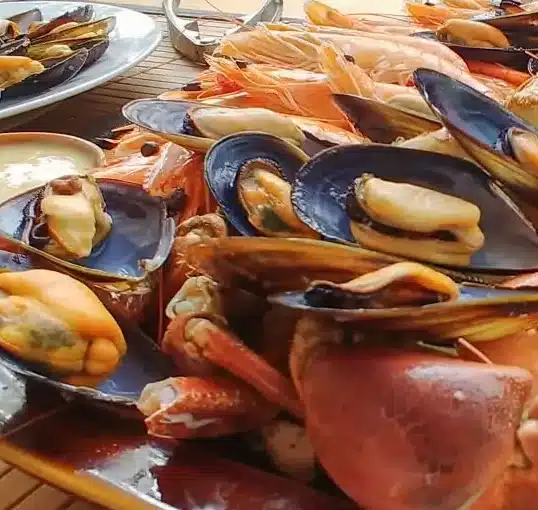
[0,470,40,509]
[12,484,72,510]
[0,461,11,477]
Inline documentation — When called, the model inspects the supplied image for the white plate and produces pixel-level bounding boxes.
[0,1,162,120]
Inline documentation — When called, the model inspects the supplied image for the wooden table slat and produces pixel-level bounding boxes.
[0,470,41,509]
[11,484,72,510]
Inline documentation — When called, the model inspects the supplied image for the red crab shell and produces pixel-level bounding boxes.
[297,344,533,510]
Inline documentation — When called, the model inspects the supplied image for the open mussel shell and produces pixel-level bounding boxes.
[204,132,309,236]
[28,5,94,41]
[0,179,174,282]
[0,36,29,57]
[291,144,538,273]
[185,236,415,295]
[333,94,440,144]
[123,98,217,152]
[1,48,87,99]
[39,37,109,69]
[0,314,176,407]
[268,283,538,338]
[412,30,536,69]
[414,67,538,200]
[0,242,153,322]
[33,16,116,44]
[123,99,340,156]
[472,8,538,30]
[8,8,42,32]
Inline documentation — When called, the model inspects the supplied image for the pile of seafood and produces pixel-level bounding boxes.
[0,5,114,98]
[7,0,538,509]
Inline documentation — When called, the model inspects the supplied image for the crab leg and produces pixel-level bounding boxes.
[138,376,277,439]
[165,312,304,420]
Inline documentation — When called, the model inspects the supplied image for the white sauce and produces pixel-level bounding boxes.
[0,141,97,203]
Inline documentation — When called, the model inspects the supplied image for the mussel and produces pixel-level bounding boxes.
[0,49,88,99]
[0,176,174,282]
[30,16,116,45]
[29,37,109,69]
[205,132,319,238]
[289,144,538,273]
[0,269,126,381]
[347,173,485,266]
[0,310,176,405]
[332,94,475,161]
[27,5,95,41]
[437,19,511,48]
[472,6,538,30]
[26,175,112,260]
[406,12,538,70]
[413,18,538,68]
[0,262,176,405]
[413,67,538,201]
[122,99,364,156]
[268,261,538,342]
[0,19,21,42]
[183,236,538,343]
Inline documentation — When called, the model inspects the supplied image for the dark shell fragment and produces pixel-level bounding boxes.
[8,8,42,33]
[0,36,29,57]
[333,93,440,144]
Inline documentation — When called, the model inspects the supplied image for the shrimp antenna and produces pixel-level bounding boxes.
[196,0,258,31]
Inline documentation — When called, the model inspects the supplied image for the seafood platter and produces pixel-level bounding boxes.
[0,1,160,120]
[10,0,538,509]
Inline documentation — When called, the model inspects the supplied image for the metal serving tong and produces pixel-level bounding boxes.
[163,0,283,64]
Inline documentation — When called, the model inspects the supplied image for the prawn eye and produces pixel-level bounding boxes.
[344,54,355,63]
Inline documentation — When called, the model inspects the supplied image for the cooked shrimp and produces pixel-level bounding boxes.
[303,0,420,35]
[318,42,424,105]
[406,1,481,27]
[205,56,353,128]
[472,73,518,102]
[466,61,531,87]
[218,26,497,98]
[218,27,322,71]
[266,22,467,71]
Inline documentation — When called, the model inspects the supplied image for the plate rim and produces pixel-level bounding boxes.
[0,1,162,120]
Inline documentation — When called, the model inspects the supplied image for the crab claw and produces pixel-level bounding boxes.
[137,376,277,439]
[163,311,304,420]
[291,317,533,510]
